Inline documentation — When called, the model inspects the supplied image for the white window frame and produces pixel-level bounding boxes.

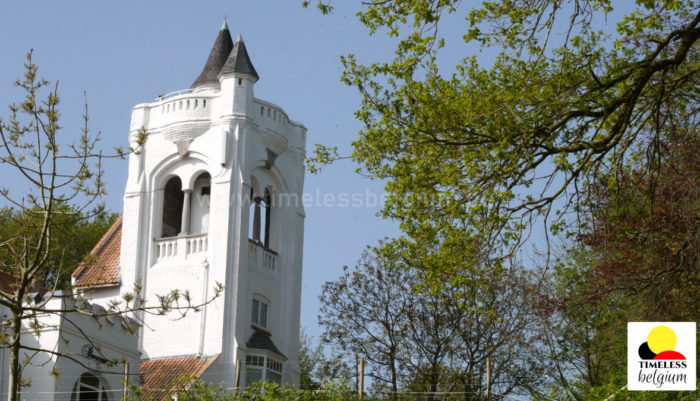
[251,297,268,329]
[245,353,283,386]
[71,372,110,401]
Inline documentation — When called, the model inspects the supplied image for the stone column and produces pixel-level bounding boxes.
[181,189,192,235]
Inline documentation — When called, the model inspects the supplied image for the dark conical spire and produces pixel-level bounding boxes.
[220,34,259,82]
[191,21,234,89]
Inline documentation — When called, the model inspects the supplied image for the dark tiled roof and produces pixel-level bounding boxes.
[0,271,50,299]
[246,329,285,359]
[71,216,122,288]
[140,354,218,401]
[220,35,259,81]
[191,21,234,89]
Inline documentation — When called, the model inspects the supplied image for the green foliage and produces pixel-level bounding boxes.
[305,3,699,396]
[299,328,323,390]
[319,242,540,400]
[129,379,370,401]
[0,204,117,289]
[307,0,700,275]
[575,128,700,321]
[532,130,700,400]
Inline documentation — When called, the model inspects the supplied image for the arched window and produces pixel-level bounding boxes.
[71,373,110,401]
[249,187,258,241]
[161,176,184,237]
[249,187,273,249]
[190,172,211,234]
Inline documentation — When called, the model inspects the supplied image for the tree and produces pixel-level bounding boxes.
[304,1,699,397]
[403,257,542,401]
[0,53,220,401]
[319,244,413,399]
[306,0,700,274]
[298,330,358,392]
[0,205,118,290]
[159,379,364,401]
[299,328,324,390]
[529,126,700,400]
[533,246,627,401]
[320,242,541,400]
[403,282,456,401]
[577,128,700,321]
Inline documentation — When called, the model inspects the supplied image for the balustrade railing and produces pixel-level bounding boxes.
[248,239,277,272]
[155,233,208,262]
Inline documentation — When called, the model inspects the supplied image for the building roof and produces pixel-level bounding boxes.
[191,21,235,89]
[0,270,16,294]
[246,329,286,359]
[140,354,219,401]
[220,34,259,81]
[71,216,122,288]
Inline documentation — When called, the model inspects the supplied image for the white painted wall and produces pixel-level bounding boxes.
[3,293,140,401]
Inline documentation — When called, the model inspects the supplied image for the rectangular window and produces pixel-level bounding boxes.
[267,358,282,373]
[260,303,267,328]
[244,355,283,388]
[267,371,282,385]
[246,355,264,367]
[251,299,268,328]
[245,369,263,387]
[251,300,259,325]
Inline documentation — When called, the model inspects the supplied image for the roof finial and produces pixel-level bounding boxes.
[237,34,243,42]
[221,18,228,31]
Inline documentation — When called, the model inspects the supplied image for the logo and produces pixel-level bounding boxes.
[638,325,686,361]
[628,322,696,391]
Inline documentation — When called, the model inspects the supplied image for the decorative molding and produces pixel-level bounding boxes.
[265,149,278,169]
[162,121,210,143]
[259,129,287,155]
[176,139,192,156]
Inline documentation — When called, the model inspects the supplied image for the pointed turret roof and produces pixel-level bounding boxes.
[190,21,234,89]
[220,34,259,81]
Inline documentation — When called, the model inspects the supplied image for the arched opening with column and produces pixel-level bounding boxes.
[161,176,184,237]
[249,186,273,249]
[189,172,211,234]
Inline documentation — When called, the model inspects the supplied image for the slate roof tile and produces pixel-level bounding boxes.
[220,35,259,81]
[191,21,234,89]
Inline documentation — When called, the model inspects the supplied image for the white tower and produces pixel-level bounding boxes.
[79,22,307,390]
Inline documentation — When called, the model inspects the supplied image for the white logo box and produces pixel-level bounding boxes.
[628,322,696,391]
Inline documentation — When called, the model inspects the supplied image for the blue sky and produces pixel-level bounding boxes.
[0,1,408,341]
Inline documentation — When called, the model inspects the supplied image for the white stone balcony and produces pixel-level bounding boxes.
[248,239,278,272]
[154,233,209,263]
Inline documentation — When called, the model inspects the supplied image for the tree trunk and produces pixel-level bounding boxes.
[8,310,22,401]
[390,353,398,401]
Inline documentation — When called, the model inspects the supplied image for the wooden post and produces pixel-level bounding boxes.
[123,362,130,399]
[235,359,241,389]
[358,358,365,399]
[486,357,491,401]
